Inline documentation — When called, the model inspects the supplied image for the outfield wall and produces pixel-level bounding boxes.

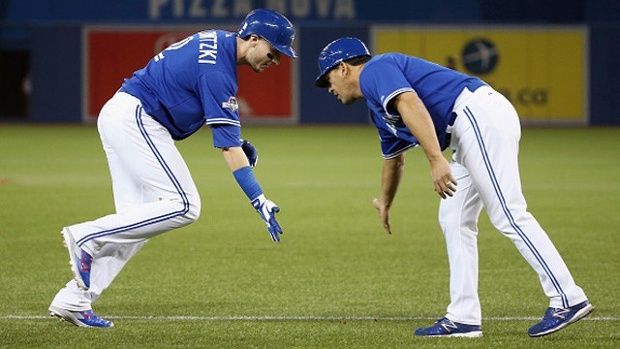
[27,23,617,125]
[3,0,619,125]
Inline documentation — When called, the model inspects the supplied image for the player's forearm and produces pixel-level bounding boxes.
[407,122,444,168]
[223,146,262,200]
[222,146,251,171]
[396,92,444,164]
[380,154,405,208]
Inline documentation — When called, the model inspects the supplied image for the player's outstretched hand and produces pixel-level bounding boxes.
[241,139,258,167]
[372,197,392,234]
[251,194,283,242]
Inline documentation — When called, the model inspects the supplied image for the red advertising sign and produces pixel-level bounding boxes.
[84,27,295,122]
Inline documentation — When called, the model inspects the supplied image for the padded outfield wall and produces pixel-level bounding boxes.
[30,24,596,125]
[3,0,618,125]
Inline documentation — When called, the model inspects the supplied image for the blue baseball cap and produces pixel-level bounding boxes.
[314,37,371,88]
[238,9,297,58]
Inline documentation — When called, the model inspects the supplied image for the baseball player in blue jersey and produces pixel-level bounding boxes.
[314,37,593,338]
[48,9,296,328]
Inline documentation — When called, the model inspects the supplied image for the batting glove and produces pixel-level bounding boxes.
[241,139,258,167]
[251,194,283,242]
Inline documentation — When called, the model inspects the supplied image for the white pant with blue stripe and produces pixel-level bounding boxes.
[439,86,587,325]
[51,92,201,310]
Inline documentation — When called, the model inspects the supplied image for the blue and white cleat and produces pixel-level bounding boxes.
[49,305,114,328]
[61,228,92,290]
[528,300,594,337]
[414,317,483,338]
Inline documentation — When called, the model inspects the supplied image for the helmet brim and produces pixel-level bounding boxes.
[274,44,297,58]
[314,71,331,88]
[314,53,369,88]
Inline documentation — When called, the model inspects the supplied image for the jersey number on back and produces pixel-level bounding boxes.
[154,35,194,62]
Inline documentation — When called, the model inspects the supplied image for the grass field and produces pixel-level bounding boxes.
[0,124,618,348]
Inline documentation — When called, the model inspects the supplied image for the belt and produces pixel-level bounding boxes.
[448,112,457,127]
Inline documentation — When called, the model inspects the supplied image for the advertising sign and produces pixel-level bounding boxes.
[373,26,588,123]
[83,26,295,122]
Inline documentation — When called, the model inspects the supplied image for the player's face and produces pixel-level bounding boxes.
[326,65,356,105]
[248,36,281,72]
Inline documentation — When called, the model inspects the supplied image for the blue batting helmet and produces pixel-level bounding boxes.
[314,37,371,88]
[238,9,297,58]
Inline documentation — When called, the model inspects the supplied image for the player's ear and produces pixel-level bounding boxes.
[249,34,260,46]
[339,62,350,78]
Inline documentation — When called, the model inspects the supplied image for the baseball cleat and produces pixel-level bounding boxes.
[528,300,594,337]
[61,228,92,290]
[414,317,483,338]
[49,305,114,328]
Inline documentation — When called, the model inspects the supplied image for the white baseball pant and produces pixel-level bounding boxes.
[438,86,588,325]
[50,92,201,310]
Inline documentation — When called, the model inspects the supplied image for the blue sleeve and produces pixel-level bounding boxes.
[197,71,241,128]
[372,116,416,159]
[211,124,241,148]
[361,60,414,116]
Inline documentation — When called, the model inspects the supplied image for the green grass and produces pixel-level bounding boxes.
[0,124,619,348]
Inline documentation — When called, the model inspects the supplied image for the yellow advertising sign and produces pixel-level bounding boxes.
[373,26,587,122]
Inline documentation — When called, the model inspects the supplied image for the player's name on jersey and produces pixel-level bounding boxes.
[198,30,218,64]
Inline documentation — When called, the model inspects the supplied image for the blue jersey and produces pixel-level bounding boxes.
[121,30,241,147]
[359,53,484,158]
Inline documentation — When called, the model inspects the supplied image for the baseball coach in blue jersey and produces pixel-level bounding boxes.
[314,37,593,338]
[49,9,296,328]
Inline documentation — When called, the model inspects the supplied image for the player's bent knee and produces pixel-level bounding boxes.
[185,200,201,222]
[168,194,201,226]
